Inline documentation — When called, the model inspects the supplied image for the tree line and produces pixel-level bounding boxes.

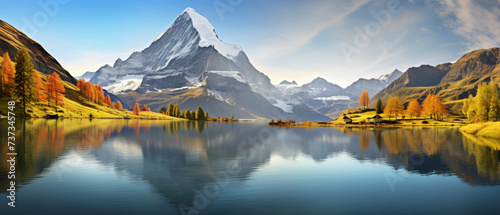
[1,49,65,115]
[462,81,500,122]
[131,102,210,120]
[358,90,446,120]
[76,78,123,110]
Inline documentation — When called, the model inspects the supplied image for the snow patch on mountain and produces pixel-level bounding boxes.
[103,75,145,94]
[207,71,245,83]
[313,96,351,101]
[273,100,294,113]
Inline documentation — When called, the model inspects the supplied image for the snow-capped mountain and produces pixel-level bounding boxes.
[90,8,328,121]
[276,77,356,118]
[345,69,403,98]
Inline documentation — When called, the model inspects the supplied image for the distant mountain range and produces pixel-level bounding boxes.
[371,47,500,114]
[345,69,402,98]
[275,70,402,118]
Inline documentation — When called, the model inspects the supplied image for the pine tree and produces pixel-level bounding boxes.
[384,97,404,120]
[196,106,204,120]
[13,48,37,115]
[406,99,422,119]
[375,98,383,114]
[133,103,140,115]
[185,109,191,119]
[1,52,15,97]
[159,105,167,114]
[46,72,65,112]
[205,111,209,119]
[34,71,47,102]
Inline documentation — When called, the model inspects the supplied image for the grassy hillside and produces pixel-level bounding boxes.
[0,73,183,120]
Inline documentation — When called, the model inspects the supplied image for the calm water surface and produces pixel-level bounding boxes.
[1,119,499,215]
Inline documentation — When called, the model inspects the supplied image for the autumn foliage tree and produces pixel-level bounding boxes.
[133,103,141,115]
[1,52,15,97]
[359,90,369,109]
[406,99,422,119]
[114,101,123,110]
[422,94,446,120]
[464,81,500,122]
[34,71,47,102]
[46,72,65,111]
[105,95,112,106]
[384,97,404,120]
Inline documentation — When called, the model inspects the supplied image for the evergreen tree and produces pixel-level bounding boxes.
[167,102,174,116]
[185,109,191,119]
[196,106,204,119]
[375,98,383,114]
[205,111,209,119]
[13,48,37,115]
[159,105,166,114]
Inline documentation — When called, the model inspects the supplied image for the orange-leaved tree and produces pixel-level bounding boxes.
[133,103,141,115]
[34,71,47,102]
[105,95,112,106]
[406,99,422,119]
[84,81,95,102]
[1,52,15,96]
[359,90,369,109]
[115,101,123,110]
[384,97,404,120]
[76,78,86,92]
[422,94,446,120]
[46,72,65,111]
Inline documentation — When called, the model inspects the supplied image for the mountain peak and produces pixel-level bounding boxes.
[154,7,242,60]
[279,80,298,85]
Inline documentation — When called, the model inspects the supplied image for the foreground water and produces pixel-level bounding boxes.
[0,119,499,215]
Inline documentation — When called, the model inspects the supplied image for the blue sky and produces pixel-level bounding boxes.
[1,0,500,87]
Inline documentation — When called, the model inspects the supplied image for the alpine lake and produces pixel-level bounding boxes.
[1,119,499,215]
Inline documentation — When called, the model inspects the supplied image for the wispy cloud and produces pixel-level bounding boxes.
[429,0,500,49]
[252,0,370,61]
